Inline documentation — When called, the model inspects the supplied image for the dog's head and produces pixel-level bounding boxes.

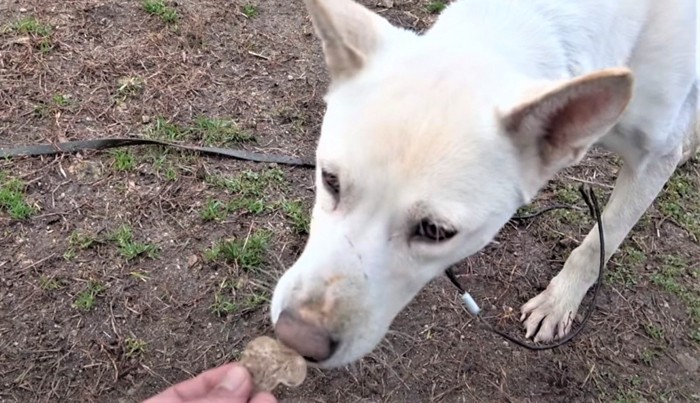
[271,0,633,368]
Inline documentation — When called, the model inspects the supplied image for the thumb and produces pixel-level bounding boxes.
[201,365,255,402]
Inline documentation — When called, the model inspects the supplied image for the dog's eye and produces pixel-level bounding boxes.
[322,170,340,197]
[413,219,457,243]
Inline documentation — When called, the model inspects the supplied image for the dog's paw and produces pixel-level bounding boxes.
[520,277,585,343]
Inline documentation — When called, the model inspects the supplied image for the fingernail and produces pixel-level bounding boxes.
[218,366,248,391]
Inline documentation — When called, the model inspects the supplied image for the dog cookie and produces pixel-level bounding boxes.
[239,336,307,392]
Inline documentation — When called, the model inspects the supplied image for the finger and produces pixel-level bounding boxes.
[251,392,279,403]
[145,363,242,402]
[196,366,256,402]
[214,365,254,397]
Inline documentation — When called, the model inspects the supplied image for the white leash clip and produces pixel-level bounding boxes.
[461,291,481,316]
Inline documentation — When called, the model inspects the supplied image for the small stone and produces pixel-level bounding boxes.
[68,160,103,181]
[142,115,151,124]
[677,352,699,373]
[379,0,394,8]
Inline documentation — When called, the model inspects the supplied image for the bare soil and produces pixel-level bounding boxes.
[1,1,698,402]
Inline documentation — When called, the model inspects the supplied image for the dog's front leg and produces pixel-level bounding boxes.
[520,150,683,342]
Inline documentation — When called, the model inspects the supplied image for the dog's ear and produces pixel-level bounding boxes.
[304,0,397,81]
[502,68,633,172]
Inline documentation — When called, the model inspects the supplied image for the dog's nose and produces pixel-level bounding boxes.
[274,309,338,362]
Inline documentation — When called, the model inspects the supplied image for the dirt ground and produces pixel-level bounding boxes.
[1,0,699,402]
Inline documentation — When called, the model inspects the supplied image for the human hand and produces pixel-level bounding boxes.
[143,363,278,403]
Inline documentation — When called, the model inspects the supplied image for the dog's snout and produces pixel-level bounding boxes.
[274,309,338,363]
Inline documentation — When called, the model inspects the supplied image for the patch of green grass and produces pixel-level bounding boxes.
[651,255,700,340]
[426,1,447,14]
[281,200,310,234]
[32,94,73,118]
[651,272,684,295]
[112,149,136,171]
[148,117,186,141]
[691,329,700,343]
[212,169,284,196]
[64,230,96,260]
[0,172,36,219]
[10,17,54,52]
[612,389,644,403]
[643,323,664,341]
[111,225,158,260]
[146,117,253,145]
[658,170,699,239]
[608,246,644,287]
[622,246,646,266]
[142,0,179,24]
[273,107,308,135]
[12,17,51,36]
[165,166,177,182]
[632,214,652,231]
[33,104,49,118]
[63,249,77,261]
[72,281,106,311]
[37,38,53,53]
[211,293,238,316]
[150,154,180,181]
[228,198,269,215]
[191,117,254,146]
[130,271,150,282]
[262,168,284,184]
[116,76,143,99]
[629,375,642,388]
[125,337,147,358]
[242,293,268,310]
[163,165,178,181]
[639,348,660,366]
[242,4,259,18]
[555,183,581,204]
[201,199,228,222]
[203,247,220,262]
[52,94,71,107]
[514,203,538,217]
[204,230,270,271]
[69,230,95,250]
[606,265,638,288]
[205,168,287,217]
[552,208,587,226]
[651,256,687,295]
[39,276,65,291]
[206,169,285,217]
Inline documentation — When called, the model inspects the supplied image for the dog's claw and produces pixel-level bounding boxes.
[521,275,585,342]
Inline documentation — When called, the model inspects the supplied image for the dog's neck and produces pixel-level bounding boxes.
[428,0,595,81]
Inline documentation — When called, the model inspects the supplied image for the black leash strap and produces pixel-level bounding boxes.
[0,138,316,168]
[446,185,605,351]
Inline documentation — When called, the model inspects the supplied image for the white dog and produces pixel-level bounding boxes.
[270,0,699,368]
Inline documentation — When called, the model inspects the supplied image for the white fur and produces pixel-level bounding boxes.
[271,0,698,367]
